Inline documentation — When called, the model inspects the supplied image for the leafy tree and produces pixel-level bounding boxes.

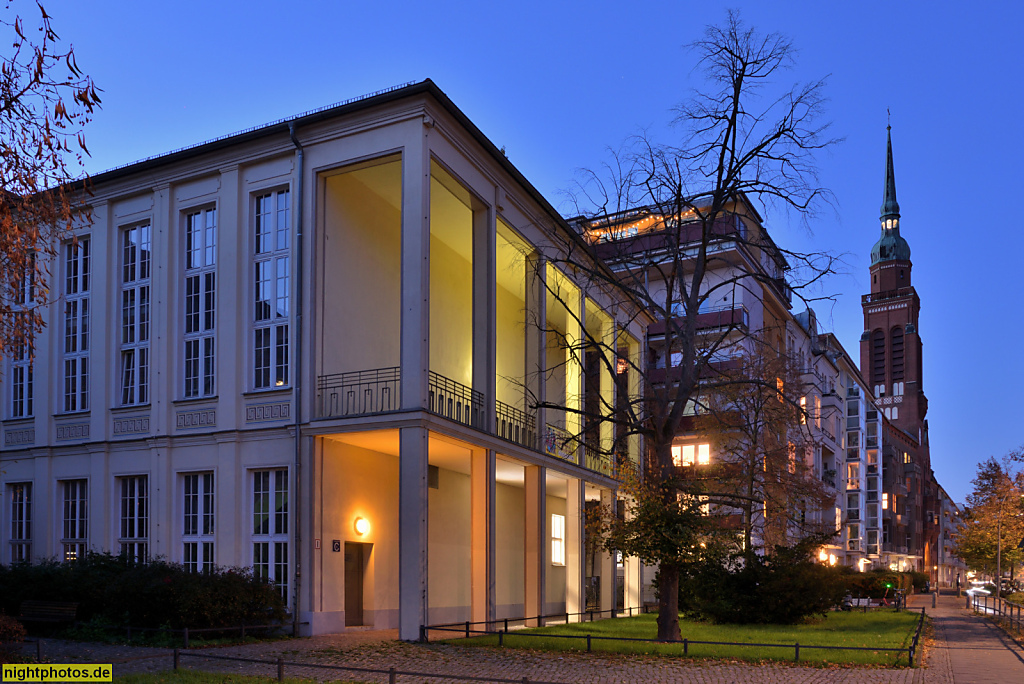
[535,11,838,640]
[952,452,1024,593]
[0,1,100,357]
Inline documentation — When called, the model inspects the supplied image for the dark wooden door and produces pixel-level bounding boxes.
[344,542,364,626]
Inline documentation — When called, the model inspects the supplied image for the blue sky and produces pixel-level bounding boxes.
[46,0,1023,503]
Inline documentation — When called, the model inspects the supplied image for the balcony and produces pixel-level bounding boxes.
[648,304,750,336]
[429,371,485,430]
[317,367,401,418]
[543,424,577,463]
[861,287,916,305]
[495,400,536,450]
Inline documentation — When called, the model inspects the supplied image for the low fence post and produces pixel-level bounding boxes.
[794,642,800,663]
[389,667,396,684]
[504,618,509,633]
[587,634,592,652]
[498,630,504,647]
[183,627,189,649]
[419,625,427,643]
[276,658,284,682]
[465,621,470,639]
[683,638,688,656]
[173,648,179,671]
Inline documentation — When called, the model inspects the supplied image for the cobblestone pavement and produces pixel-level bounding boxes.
[15,596,970,683]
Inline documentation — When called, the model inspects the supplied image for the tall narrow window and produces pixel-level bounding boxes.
[61,479,88,561]
[253,190,290,389]
[551,513,566,566]
[871,329,885,386]
[184,208,216,398]
[182,472,214,572]
[119,475,148,563]
[121,225,151,405]
[63,238,90,412]
[9,483,31,562]
[9,260,35,418]
[252,469,289,603]
[890,326,904,382]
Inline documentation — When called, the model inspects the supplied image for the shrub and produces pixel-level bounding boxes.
[0,614,27,662]
[678,540,847,624]
[0,553,286,631]
[841,568,916,598]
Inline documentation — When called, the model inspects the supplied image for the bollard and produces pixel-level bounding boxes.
[276,658,284,682]
[173,648,179,671]
[794,642,800,663]
[465,621,470,639]
[965,592,970,609]
[388,667,396,684]
[587,634,592,652]
[932,591,937,608]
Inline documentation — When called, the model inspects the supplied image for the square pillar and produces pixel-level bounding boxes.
[401,124,431,411]
[599,488,616,615]
[473,206,496,430]
[565,477,585,621]
[524,465,546,625]
[624,555,643,615]
[527,254,546,445]
[471,449,496,626]
[399,426,429,640]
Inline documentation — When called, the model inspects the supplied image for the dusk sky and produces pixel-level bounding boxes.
[47,0,1022,503]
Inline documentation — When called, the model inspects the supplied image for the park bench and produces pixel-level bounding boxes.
[18,600,79,625]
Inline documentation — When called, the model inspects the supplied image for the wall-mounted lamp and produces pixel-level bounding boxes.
[828,554,837,566]
[354,517,370,536]
[818,549,828,563]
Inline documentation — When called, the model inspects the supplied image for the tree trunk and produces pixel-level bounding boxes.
[656,563,682,641]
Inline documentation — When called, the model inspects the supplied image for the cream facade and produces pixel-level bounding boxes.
[0,81,643,639]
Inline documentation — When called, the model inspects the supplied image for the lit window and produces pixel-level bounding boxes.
[61,479,88,562]
[697,444,710,465]
[799,396,806,424]
[776,377,784,401]
[882,492,890,510]
[551,514,565,566]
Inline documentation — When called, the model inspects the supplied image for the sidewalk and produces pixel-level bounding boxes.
[909,590,1024,684]
[14,596,1023,683]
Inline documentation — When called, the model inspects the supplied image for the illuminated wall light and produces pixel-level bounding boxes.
[354,517,370,536]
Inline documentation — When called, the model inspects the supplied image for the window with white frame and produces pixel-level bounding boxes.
[9,482,31,562]
[119,475,148,563]
[252,469,288,603]
[671,443,711,467]
[551,513,565,566]
[9,260,35,419]
[183,208,216,398]
[61,479,88,561]
[253,190,291,390]
[182,472,214,572]
[120,225,151,405]
[63,238,90,412]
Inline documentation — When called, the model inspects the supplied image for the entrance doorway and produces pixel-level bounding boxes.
[344,542,370,626]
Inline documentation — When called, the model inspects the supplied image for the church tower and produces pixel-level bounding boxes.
[860,126,929,442]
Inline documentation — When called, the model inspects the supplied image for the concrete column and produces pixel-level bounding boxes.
[524,465,546,624]
[527,253,546,447]
[599,488,617,615]
[565,477,585,621]
[473,206,496,431]
[401,123,431,411]
[399,426,429,640]
[624,555,643,615]
[470,449,496,625]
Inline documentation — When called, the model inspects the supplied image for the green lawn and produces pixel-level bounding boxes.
[448,611,924,666]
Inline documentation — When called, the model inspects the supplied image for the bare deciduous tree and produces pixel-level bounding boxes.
[531,11,840,640]
[0,1,100,357]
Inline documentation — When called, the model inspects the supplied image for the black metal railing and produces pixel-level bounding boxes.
[495,400,536,449]
[429,371,485,430]
[316,367,401,418]
[584,443,614,476]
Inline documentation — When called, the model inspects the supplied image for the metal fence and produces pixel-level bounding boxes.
[429,371,485,430]
[970,593,1024,631]
[495,400,536,449]
[317,367,401,417]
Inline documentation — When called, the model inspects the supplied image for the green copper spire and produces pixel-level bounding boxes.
[871,124,910,265]
[880,125,900,220]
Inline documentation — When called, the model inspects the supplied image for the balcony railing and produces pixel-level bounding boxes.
[317,367,401,418]
[429,372,484,430]
[584,442,614,477]
[495,400,536,449]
